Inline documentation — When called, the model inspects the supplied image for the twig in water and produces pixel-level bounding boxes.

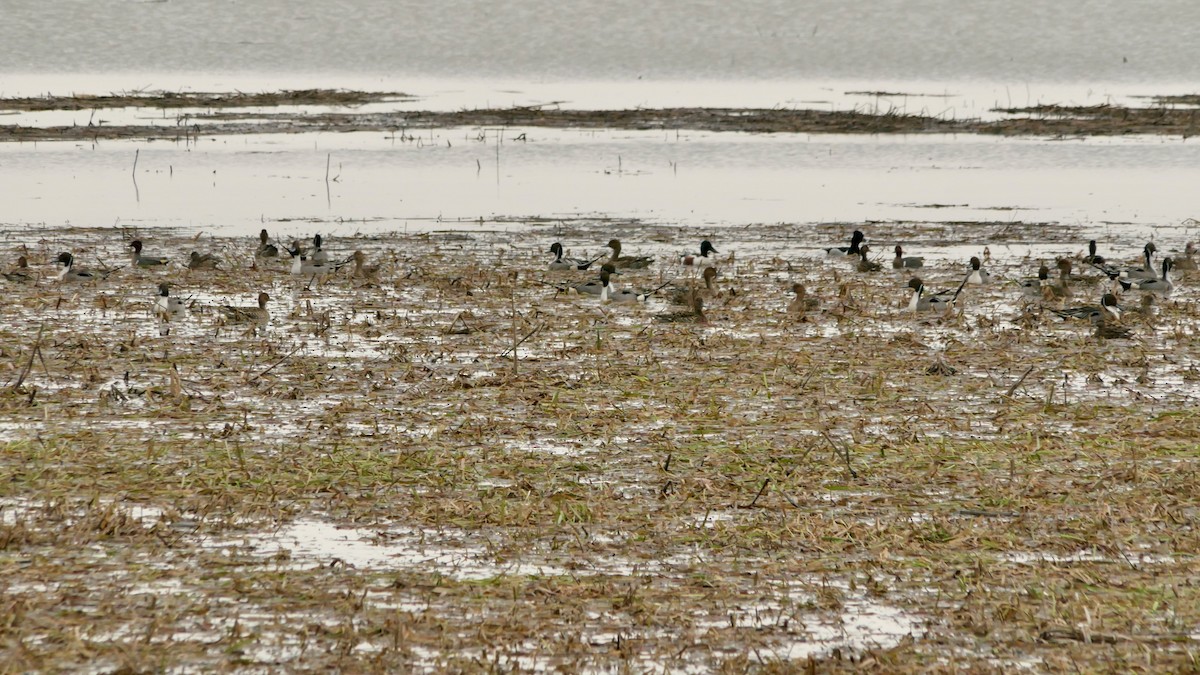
[742,478,770,508]
[11,322,44,390]
[820,431,858,479]
[249,341,306,382]
[1004,365,1036,398]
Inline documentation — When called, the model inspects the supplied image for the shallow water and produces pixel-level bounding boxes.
[3,130,1200,243]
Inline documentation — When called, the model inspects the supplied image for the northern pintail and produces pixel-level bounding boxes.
[1095,320,1133,340]
[966,256,991,285]
[220,292,271,325]
[788,283,820,315]
[311,234,330,266]
[679,240,718,267]
[188,251,221,270]
[289,241,344,279]
[892,245,924,269]
[906,277,960,312]
[154,282,187,320]
[1095,243,1158,280]
[606,239,654,269]
[1118,258,1174,296]
[654,295,707,323]
[351,250,381,280]
[1082,239,1106,265]
[667,266,718,305]
[256,229,280,258]
[548,243,601,271]
[857,245,881,272]
[826,230,865,256]
[1040,259,1073,300]
[1050,292,1121,323]
[129,240,169,268]
[56,252,112,283]
[599,269,670,302]
[4,255,35,283]
[1172,242,1197,271]
[1019,264,1050,298]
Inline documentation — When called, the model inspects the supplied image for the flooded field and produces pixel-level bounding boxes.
[1,214,1198,671]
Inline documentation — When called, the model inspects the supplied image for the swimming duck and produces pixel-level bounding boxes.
[892,245,924,269]
[667,266,718,305]
[1082,239,1106,265]
[311,234,330,266]
[289,241,343,279]
[1118,258,1174,296]
[1040,259,1073,300]
[129,240,169,268]
[56,252,110,283]
[1097,243,1158,280]
[1050,293,1121,323]
[3,256,35,283]
[188,251,221,270]
[548,243,600,271]
[906,278,959,312]
[788,283,820,315]
[826,230,865,256]
[1019,264,1050,298]
[679,240,718,267]
[1172,242,1196,271]
[351,250,381,280]
[220,292,271,325]
[154,283,187,320]
[606,239,654,269]
[654,295,707,323]
[857,245,881,272]
[599,269,670,303]
[1095,319,1134,340]
[256,229,280,258]
[966,256,991,285]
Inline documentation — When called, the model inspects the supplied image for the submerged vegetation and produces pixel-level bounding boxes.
[1,220,1198,671]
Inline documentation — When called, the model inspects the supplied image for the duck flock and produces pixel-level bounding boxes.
[10,226,1191,343]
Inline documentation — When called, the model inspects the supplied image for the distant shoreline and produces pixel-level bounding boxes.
[4,89,1200,141]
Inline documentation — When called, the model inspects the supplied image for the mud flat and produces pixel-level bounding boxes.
[1,220,1198,671]
[7,88,1200,141]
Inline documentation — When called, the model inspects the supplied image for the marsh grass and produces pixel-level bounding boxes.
[0,220,1198,671]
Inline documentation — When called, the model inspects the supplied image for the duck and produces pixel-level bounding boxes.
[1019,264,1050,298]
[857,245,881,272]
[548,243,600,271]
[788,283,820,315]
[220,292,271,325]
[826,230,865,256]
[1097,243,1158,281]
[606,239,654,270]
[679,240,718,267]
[1171,242,1197,271]
[1082,239,1106,265]
[188,251,221,270]
[906,278,959,313]
[129,240,169,268]
[1095,320,1134,340]
[1132,294,1157,319]
[667,267,718,306]
[351,250,381,280]
[892,245,924,269]
[310,234,330,266]
[1118,258,1174,296]
[1041,259,1073,300]
[599,269,670,303]
[3,255,35,283]
[966,256,991,285]
[1050,293,1121,323]
[654,295,707,323]
[256,229,280,258]
[288,241,343,279]
[154,283,187,320]
[55,252,111,283]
